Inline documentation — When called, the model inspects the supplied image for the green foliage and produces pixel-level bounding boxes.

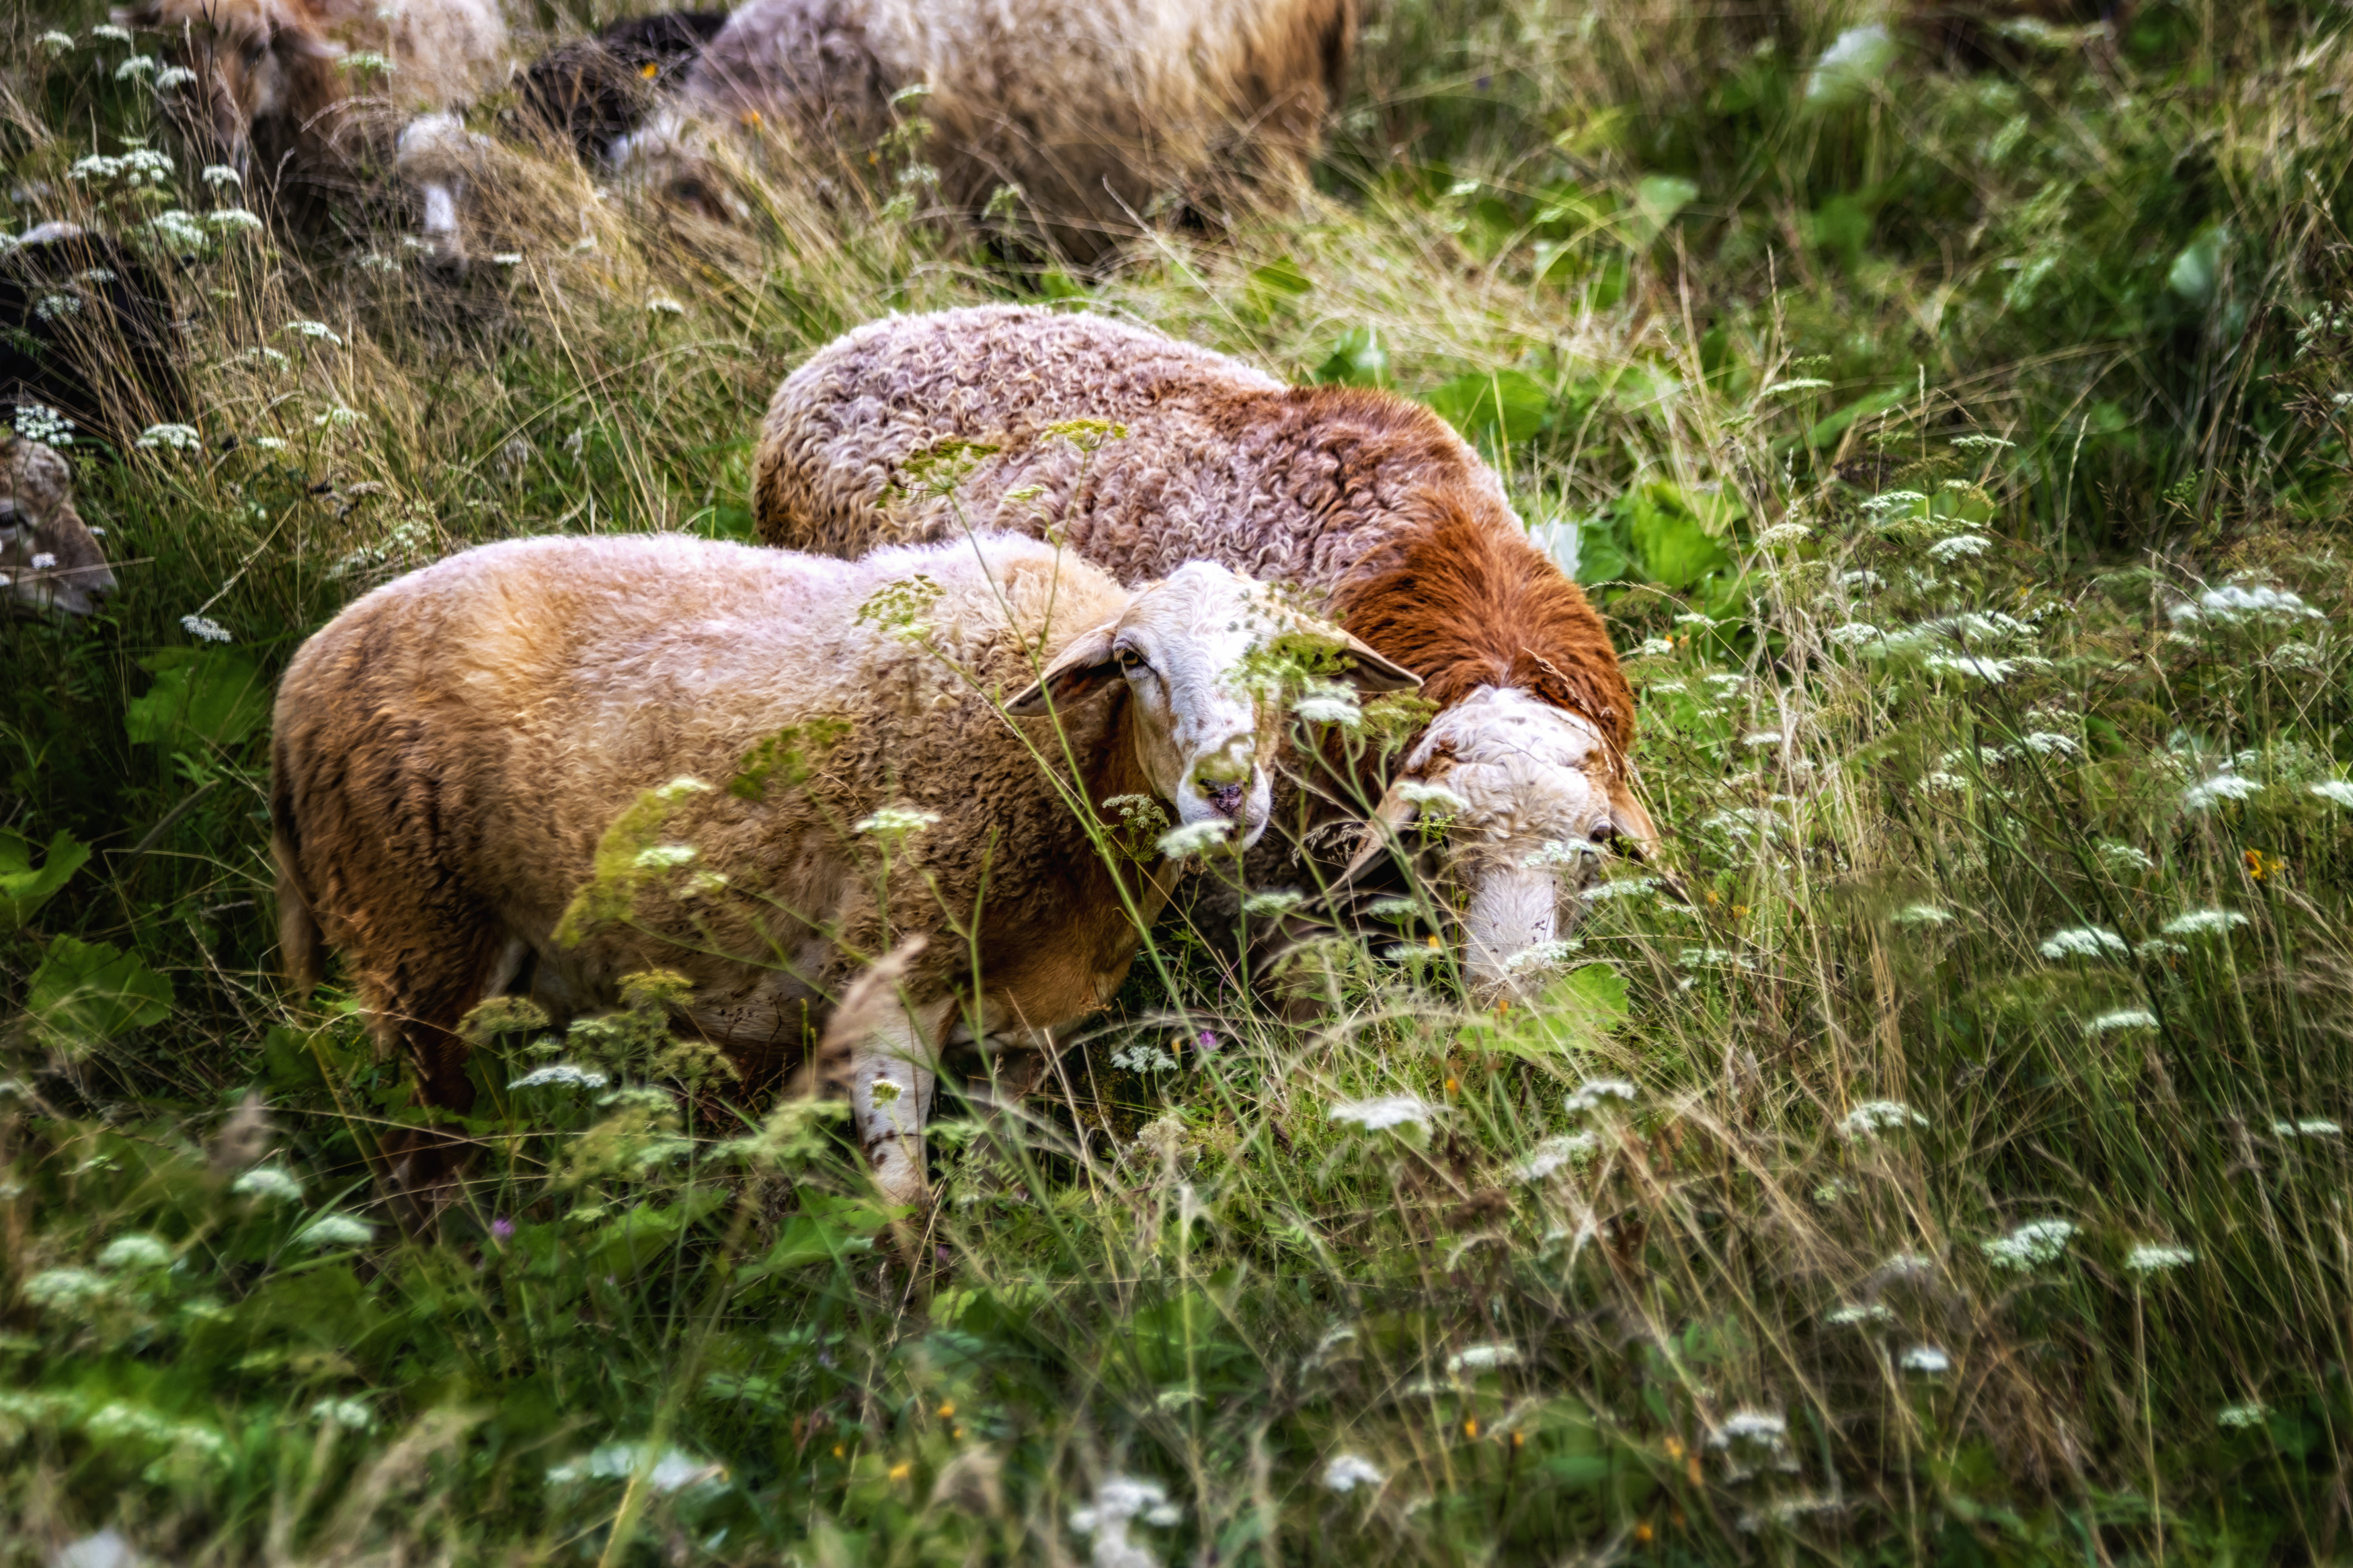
[0,829,89,934]
[26,935,174,1055]
[9,0,2353,1562]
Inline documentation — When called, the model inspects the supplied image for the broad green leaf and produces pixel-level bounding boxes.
[2169,225,2227,310]
[0,829,90,934]
[1624,485,1732,591]
[1574,518,1634,587]
[1313,326,1389,388]
[1246,256,1313,313]
[1476,962,1630,1060]
[1424,370,1553,446]
[1628,175,1699,247]
[740,1194,898,1279]
[28,936,175,1057]
[124,647,271,753]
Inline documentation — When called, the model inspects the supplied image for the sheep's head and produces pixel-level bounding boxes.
[116,0,342,176]
[1,434,118,620]
[1010,563,1418,856]
[395,112,496,274]
[1370,686,1658,1002]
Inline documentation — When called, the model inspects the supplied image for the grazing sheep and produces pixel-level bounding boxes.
[518,11,728,162]
[752,306,1657,999]
[1,223,190,456]
[1,434,119,620]
[636,0,1356,261]
[119,0,508,208]
[271,532,1412,1202]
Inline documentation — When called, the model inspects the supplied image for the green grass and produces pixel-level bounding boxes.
[5,0,2353,1561]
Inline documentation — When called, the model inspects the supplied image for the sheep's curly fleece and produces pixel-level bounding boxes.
[753,305,1637,760]
[675,0,1354,260]
[270,532,1167,1114]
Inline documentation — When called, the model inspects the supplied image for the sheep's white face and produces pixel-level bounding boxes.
[1,436,118,619]
[1109,563,1285,846]
[1010,562,1419,858]
[395,114,489,272]
[1395,686,1656,1001]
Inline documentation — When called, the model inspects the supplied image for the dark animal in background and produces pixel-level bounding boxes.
[1,223,189,456]
[518,11,728,162]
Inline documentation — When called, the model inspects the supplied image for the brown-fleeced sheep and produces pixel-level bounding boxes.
[1,434,118,620]
[752,306,1657,1000]
[271,531,1412,1202]
[118,0,508,215]
[625,0,1356,261]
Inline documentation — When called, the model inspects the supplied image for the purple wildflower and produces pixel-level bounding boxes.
[490,1216,515,1244]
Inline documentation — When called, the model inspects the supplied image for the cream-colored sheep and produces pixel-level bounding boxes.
[753,306,1657,999]
[629,0,1355,261]
[271,531,1411,1202]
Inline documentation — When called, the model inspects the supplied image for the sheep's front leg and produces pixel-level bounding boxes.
[850,999,951,1207]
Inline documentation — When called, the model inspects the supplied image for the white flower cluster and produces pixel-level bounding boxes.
[2308,780,2353,808]
[147,210,207,249]
[298,1214,375,1249]
[1841,1099,1928,1137]
[1981,1218,2076,1271]
[1109,1043,1177,1073]
[96,1234,171,1271]
[2182,772,2262,811]
[231,1165,304,1202]
[1292,683,1361,727]
[1925,533,1991,563]
[182,614,232,643]
[2167,584,2323,624]
[136,423,200,451]
[1826,1303,1894,1327]
[1515,1131,1599,1180]
[15,403,75,446]
[510,1063,610,1089]
[70,149,173,185]
[2272,1118,2342,1138]
[632,843,696,870]
[2124,1243,2194,1274]
[208,208,264,233]
[1923,653,2013,684]
[1565,1077,1636,1115]
[1322,1453,1384,1493]
[1707,1409,1790,1447]
[1580,876,1661,902]
[1240,889,1304,916]
[1899,1344,1951,1374]
[2085,1009,2157,1035]
[1826,622,1882,648]
[1501,939,1585,976]
[1329,1094,1435,1134]
[2217,1401,2269,1429]
[2038,927,2128,961]
[286,319,344,345]
[34,292,81,322]
[1893,904,1951,927]
[1069,1475,1183,1563]
[154,65,197,89]
[114,54,155,80]
[1156,819,1232,858]
[1445,1342,1521,1373]
[40,30,75,52]
[2159,908,2247,937]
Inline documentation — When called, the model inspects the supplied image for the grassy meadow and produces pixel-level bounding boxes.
[5,0,2353,1560]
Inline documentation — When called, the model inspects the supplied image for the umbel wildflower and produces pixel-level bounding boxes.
[2182,772,2262,810]
[1827,1303,1895,1327]
[2217,1402,2270,1429]
[510,1063,610,1090]
[96,1234,171,1272]
[1323,1453,1384,1493]
[1899,1345,1951,1374]
[1329,1094,1435,1135]
[231,1166,303,1202]
[2086,1009,2158,1034]
[1445,1343,1522,1374]
[182,614,231,643]
[2272,1118,2342,1138]
[1981,1219,2077,1271]
[1841,1100,1928,1137]
[2038,926,2128,961]
[1155,820,1232,858]
[2161,908,2249,937]
[298,1214,374,1249]
[1515,1131,1599,1180]
[1564,1077,1637,1114]
[1069,1475,1182,1568]
[2124,1243,2195,1274]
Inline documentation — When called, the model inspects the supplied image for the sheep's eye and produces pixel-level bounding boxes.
[1115,647,1146,673]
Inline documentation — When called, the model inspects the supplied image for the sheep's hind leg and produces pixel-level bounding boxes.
[850,999,950,1210]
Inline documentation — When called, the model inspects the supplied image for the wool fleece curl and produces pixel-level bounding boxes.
[643,0,1353,261]
[752,305,1659,999]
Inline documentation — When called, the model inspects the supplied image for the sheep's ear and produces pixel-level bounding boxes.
[1006,624,1121,717]
[1605,776,1661,863]
[1332,631,1421,693]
